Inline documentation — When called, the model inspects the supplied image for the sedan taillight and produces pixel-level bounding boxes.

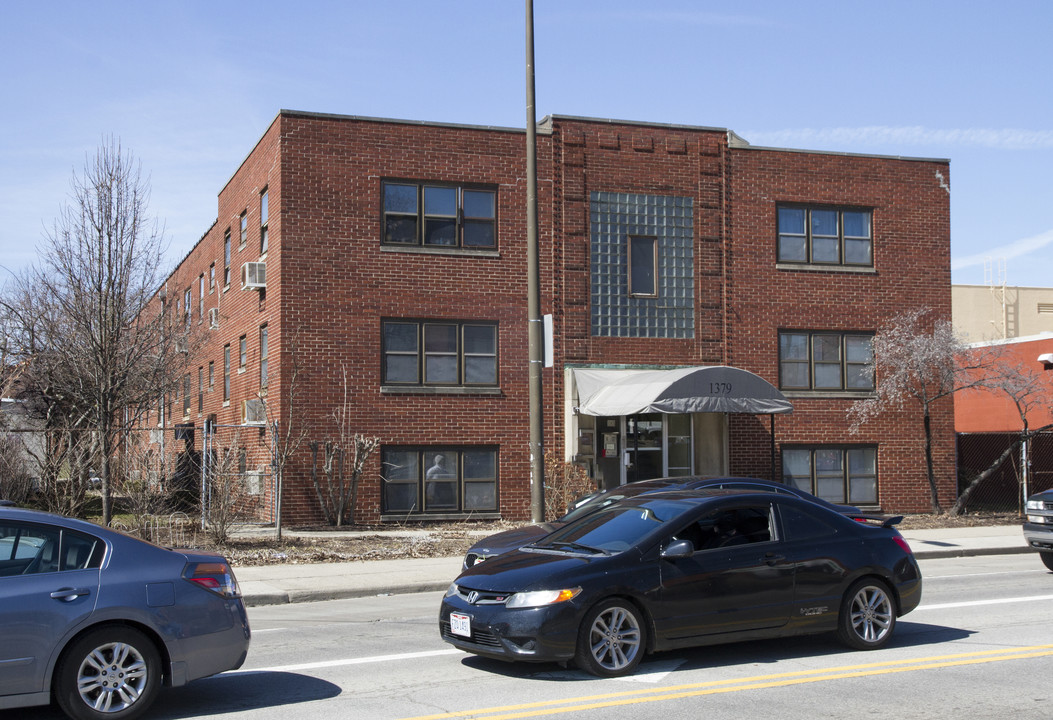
[184,561,241,598]
[893,536,913,555]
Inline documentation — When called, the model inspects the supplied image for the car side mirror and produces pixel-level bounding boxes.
[661,539,694,559]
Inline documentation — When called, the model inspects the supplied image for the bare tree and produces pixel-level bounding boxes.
[0,138,185,524]
[308,365,379,527]
[849,308,995,513]
[258,329,311,540]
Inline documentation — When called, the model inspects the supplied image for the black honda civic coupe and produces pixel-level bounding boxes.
[439,490,921,677]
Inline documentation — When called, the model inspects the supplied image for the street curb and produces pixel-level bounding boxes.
[911,545,1033,561]
[242,581,452,607]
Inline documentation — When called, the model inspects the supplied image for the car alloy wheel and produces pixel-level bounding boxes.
[576,598,646,677]
[837,578,896,650]
[55,626,161,720]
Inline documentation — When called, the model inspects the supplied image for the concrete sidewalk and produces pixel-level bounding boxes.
[233,525,1032,607]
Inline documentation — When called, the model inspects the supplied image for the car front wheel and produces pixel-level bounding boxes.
[1040,551,1053,572]
[54,626,161,720]
[575,598,646,677]
[837,578,896,650]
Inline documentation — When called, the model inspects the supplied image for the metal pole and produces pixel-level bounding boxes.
[526,0,545,522]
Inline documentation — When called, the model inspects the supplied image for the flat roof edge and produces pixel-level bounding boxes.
[279,109,533,135]
[544,114,729,134]
[732,142,950,164]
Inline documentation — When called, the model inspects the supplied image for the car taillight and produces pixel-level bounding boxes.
[184,561,241,598]
[893,536,913,555]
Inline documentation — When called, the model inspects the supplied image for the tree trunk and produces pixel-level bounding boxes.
[923,408,942,514]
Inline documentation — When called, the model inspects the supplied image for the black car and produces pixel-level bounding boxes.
[440,490,920,677]
[462,476,864,569]
[1024,488,1053,570]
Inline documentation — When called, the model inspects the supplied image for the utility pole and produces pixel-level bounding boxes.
[525,0,545,522]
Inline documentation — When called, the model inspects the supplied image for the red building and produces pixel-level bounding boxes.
[150,110,956,525]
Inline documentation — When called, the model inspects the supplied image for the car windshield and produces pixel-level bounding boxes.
[558,480,680,524]
[536,498,692,554]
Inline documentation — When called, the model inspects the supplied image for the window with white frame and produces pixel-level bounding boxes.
[260,189,269,254]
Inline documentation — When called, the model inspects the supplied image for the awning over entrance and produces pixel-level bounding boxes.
[572,366,793,416]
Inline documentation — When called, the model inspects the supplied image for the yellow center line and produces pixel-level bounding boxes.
[399,644,1053,720]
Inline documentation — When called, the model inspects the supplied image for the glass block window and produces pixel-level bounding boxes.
[591,192,694,338]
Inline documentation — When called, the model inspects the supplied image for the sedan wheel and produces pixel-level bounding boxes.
[575,598,646,677]
[837,578,896,650]
[55,626,161,720]
[1040,552,1053,572]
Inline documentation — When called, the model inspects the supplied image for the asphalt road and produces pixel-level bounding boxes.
[11,553,1053,720]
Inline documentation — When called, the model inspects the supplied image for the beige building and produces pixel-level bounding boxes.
[952,284,1053,342]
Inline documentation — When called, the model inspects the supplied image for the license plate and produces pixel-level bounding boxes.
[450,612,472,637]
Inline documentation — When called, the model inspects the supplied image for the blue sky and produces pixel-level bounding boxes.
[2,1,1051,288]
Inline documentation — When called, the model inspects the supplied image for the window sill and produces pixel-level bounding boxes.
[380,245,500,259]
[381,385,502,396]
[781,390,876,400]
[380,512,501,522]
[776,263,877,274]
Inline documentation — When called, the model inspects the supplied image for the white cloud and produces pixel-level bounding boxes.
[953,228,1053,270]
[744,126,1053,151]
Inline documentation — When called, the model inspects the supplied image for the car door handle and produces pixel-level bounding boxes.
[764,553,786,566]
[51,588,91,602]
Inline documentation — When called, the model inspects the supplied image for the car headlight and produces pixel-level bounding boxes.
[505,587,582,609]
[1026,500,1045,511]
[445,583,459,598]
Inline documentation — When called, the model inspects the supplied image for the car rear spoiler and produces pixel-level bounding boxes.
[851,513,905,528]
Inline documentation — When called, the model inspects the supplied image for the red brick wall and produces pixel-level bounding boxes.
[727,146,955,512]
[156,112,956,524]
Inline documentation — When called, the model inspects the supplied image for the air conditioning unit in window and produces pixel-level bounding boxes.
[242,398,266,425]
[241,262,266,290]
[208,307,220,329]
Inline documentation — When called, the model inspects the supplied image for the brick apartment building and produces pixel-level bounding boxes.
[150,110,955,525]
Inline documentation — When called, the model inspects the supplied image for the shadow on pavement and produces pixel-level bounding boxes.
[458,622,975,682]
[0,671,342,720]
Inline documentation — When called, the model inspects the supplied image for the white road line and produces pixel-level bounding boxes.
[916,594,1053,611]
[925,570,1047,580]
[230,648,462,674]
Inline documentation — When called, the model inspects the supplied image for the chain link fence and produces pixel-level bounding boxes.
[956,429,1053,515]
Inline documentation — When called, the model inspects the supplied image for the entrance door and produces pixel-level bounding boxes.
[626,414,667,483]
